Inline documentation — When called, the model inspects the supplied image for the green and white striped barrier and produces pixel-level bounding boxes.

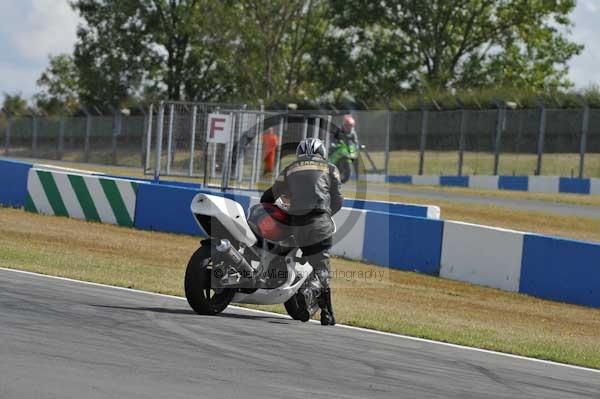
[25,169,140,227]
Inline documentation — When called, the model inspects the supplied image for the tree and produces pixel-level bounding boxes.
[232,0,330,100]
[70,0,237,104]
[327,0,582,97]
[71,0,156,107]
[35,54,80,114]
[1,93,28,117]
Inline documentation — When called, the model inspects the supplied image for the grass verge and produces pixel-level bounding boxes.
[1,206,599,369]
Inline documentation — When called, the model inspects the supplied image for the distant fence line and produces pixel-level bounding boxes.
[1,103,599,179]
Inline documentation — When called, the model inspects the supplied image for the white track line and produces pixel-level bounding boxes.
[1,266,599,375]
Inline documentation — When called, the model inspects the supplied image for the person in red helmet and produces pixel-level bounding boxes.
[333,114,359,146]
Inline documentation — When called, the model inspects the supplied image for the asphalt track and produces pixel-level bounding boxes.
[1,268,599,398]
[345,182,600,219]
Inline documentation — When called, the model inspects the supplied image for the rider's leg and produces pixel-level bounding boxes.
[304,239,335,326]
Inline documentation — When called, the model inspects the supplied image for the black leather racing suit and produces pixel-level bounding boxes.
[260,155,343,314]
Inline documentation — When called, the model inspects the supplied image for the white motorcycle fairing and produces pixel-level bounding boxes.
[232,259,313,305]
[190,193,257,248]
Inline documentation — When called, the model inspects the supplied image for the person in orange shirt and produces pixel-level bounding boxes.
[262,127,279,176]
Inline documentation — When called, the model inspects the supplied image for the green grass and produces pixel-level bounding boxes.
[363,150,600,177]
[1,206,600,369]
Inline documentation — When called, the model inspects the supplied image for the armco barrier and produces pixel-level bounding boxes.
[26,168,140,227]
[527,176,559,194]
[559,177,590,194]
[0,159,32,208]
[440,221,524,292]
[469,175,499,190]
[344,198,440,219]
[362,211,443,275]
[331,208,367,260]
[520,235,600,307]
[592,178,600,195]
[498,176,528,191]
[382,174,600,195]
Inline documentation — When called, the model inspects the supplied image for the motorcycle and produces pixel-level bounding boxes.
[184,193,326,322]
[328,140,360,183]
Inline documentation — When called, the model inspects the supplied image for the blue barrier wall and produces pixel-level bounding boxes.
[134,184,205,236]
[558,178,590,195]
[134,183,253,236]
[386,175,412,184]
[343,199,431,218]
[498,176,528,191]
[440,176,469,187]
[520,235,600,307]
[0,159,32,208]
[362,211,443,275]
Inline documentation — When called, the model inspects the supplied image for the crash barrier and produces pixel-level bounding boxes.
[1,160,599,308]
[0,159,32,208]
[25,168,139,227]
[362,213,600,308]
[202,185,441,219]
[373,174,600,195]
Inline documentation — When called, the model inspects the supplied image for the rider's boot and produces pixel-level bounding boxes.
[319,288,336,326]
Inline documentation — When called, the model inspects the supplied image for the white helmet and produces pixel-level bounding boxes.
[296,138,327,159]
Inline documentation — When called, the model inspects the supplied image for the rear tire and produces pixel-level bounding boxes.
[185,245,234,315]
[284,294,310,322]
[337,159,352,183]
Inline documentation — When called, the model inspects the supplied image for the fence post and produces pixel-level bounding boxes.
[221,112,235,191]
[535,102,546,176]
[166,103,175,175]
[137,105,147,168]
[32,114,38,157]
[82,108,92,162]
[154,102,165,181]
[418,102,428,175]
[274,115,285,180]
[493,100,506,176]
[58,116,65,160]
[250,113,261,188]
[3,113,11,156]
[384,110,391,176]
[111,108,122,165]
[312,117,320,138]
[324,115,332,155]
[455,97,466,176]
[236,105,247,183]
[302,116,308,140]
[144,104,154,172]
[189,105,198,176]
[578,97,589,179]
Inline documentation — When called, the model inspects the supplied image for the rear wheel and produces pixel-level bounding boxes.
[185,245,234,315]
[337,159,352,183]
[284,294,310,322]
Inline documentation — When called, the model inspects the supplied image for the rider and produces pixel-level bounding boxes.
[260,138,343,325]
[332,114,359,147]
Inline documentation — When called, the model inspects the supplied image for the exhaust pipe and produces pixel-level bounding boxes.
[215,239,255,279]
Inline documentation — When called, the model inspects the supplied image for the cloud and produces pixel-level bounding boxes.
[13,0,79,62]
[567,0,600,88]
[0,62,41,96]
[0,0,79,98]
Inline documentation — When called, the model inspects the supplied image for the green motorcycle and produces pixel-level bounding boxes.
[328,140,360,183]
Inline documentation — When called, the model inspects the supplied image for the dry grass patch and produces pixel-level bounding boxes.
[346,190,600,243]
[1,207,599,368]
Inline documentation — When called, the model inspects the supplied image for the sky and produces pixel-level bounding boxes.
[1,0,599,100]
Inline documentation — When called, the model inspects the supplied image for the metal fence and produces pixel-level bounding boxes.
[2,102,599,181]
